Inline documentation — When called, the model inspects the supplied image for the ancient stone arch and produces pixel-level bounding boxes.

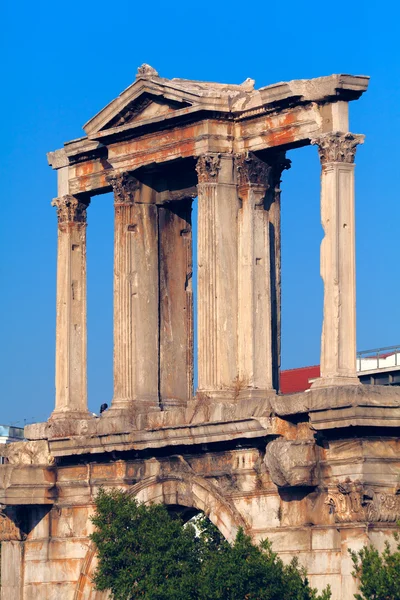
[74,472,246,599]
[2,65,400,600]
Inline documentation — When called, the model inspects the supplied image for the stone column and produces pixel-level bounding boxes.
[107,173,159,413]
[236,153,274,398]
[196,154,239,400]
[159,200,193,408]
[265,153,291,392]
[51,195,90,420]
[311,132,364,386]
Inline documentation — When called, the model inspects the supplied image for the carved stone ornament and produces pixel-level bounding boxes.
[0,510,23,541]
[236,152,271,188]
[325,480,400,523]
[136,63,159,78]
[270,152,292,193]
[106,172,140,205]
[195,154,221,184]
[311,132,365,164]
[51,195,89,224]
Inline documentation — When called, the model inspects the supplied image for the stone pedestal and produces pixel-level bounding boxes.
[107,173,159,413]
[311,133,364,387]
[50,195,91,420]
[196,154,239,400]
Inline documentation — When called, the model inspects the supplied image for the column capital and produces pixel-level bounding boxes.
[268,152,292,191]
[311,132,365,165]
[106,172,140,205]
[51,195,89,224]
[195,153,222,184]
[236,152,271,189]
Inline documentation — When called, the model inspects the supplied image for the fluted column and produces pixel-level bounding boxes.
[311,132,364,387]
[196,154,239,399]
[265,152,291,392]
[51,195,90,419]
[159,200,193,408]
[236,153,274,397]
[107,173,159,413]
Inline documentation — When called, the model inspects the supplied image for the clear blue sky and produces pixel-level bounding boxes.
[1,0,400,425]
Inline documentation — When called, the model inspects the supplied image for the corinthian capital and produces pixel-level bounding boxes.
[106,172,140,205]
[195,153,221,184]
[311,132,365,165]
[236,152,271,189]
[52,195,89,224]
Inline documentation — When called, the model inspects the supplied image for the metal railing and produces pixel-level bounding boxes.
[357,345,400,372]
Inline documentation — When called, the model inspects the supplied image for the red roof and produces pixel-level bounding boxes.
[280,365,320,394]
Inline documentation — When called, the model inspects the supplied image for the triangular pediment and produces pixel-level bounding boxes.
[83,65,255,137]
[83,77,201,136]
[106,94,192,129]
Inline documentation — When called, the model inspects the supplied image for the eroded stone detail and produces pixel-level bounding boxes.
[52,195,89,223]
[137,63,159,78]
[311,132,365,164]
[196,154,221,183]
[0,440,55,466]
[269,153,292,192]
[236,152,271,189]
[0,510,23,541]
[326,481,400,523]
[264,439,317,487]
[106,172,140,205]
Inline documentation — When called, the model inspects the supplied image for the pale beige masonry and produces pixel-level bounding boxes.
[51,195,90,419]
[7,68,400,600]
[196,153,239,398]
[107,173,159,413]
[237,152,274,396]
[312,132,364,386]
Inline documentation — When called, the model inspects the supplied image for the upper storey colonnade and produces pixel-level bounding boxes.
[47,65,369,420]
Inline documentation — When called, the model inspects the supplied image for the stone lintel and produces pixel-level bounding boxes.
[46,417,276,457]
[0,465,56,505]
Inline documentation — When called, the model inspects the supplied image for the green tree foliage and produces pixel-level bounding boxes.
[349,529,400,600]
[90,488,331,600]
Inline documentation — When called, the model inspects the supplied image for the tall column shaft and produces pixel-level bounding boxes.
[265,153,291,392]
[159,200,193,407]
[108,173,159,412]
[196,154,239,399]
[51,195,90,419]
[237,153,274,397]
[312,132,364,386]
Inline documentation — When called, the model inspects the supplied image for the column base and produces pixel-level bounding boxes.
[49,409,93,421]
[160,397,188,410]
[237,388,277,402]
[196,388,276,403]
[311,376,360,389]
[104,396,160,417]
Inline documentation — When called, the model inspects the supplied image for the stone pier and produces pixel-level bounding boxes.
[2,67,400,600]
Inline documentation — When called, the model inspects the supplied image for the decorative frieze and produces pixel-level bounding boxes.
[326,481,400,523]
[51,195,89,224]
[195,154,221,184]
[106,172,140,205]
[311,132,365,164]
